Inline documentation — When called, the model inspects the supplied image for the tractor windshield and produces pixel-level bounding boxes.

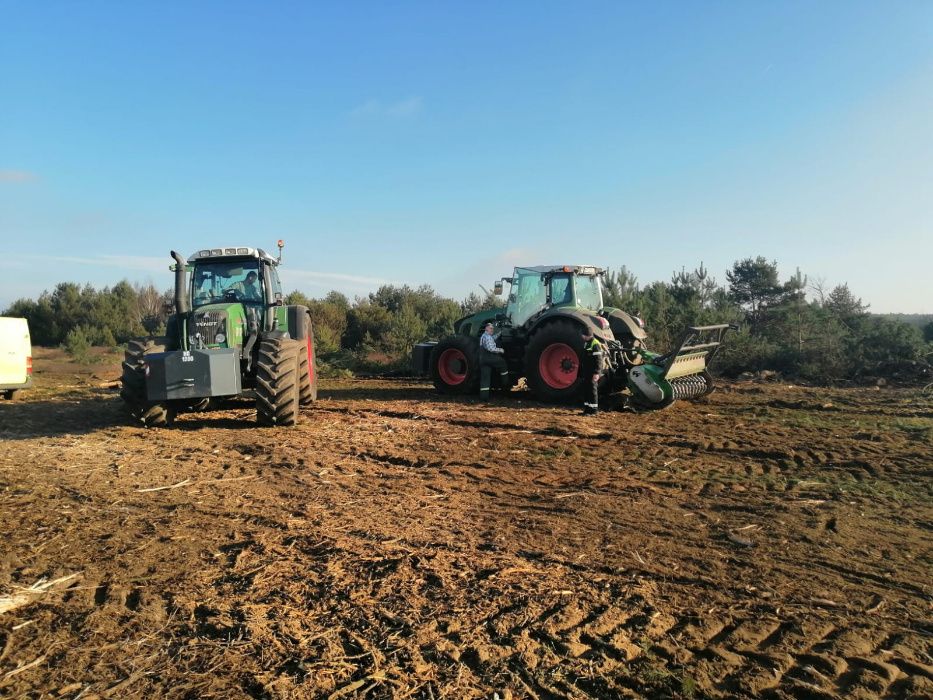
[574,274,603,311]
[191,260,262,308]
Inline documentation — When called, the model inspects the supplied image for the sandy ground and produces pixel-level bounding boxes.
[0,348,931,699]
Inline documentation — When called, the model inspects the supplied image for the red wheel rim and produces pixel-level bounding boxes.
[538,343,578,389]
[438,348,468,385]
[306,336,315,384]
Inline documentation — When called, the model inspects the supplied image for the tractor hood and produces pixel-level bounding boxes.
[453,307,506,335]
[188,302,249,348]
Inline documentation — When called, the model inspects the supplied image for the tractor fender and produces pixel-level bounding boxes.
[527,309,614,342]
[601,308,647,341]
[285,305,312,339]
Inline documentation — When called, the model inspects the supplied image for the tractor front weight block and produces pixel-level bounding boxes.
[145,349,242,401]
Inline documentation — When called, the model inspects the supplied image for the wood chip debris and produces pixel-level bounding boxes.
[727,532,755,547]
[811,597,840,608]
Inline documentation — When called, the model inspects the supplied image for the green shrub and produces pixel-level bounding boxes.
[63,326,92,364]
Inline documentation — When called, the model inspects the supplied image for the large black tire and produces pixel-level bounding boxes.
[525,321,587,403]
[430,335,480,395]
[255,337,303,426]
[298,318,318,405]
[120,337,176,427]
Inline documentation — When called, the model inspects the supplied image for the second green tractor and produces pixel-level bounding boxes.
[413,265,731,409]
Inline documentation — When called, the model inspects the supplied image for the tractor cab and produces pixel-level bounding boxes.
[189,248,282,308]
[180,247,284,350]
[499,265,604,327]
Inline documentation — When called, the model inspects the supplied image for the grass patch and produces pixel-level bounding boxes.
[893,418,933,442]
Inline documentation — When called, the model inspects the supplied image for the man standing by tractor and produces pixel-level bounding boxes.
[581,328,605,416]
[479,322,509,401]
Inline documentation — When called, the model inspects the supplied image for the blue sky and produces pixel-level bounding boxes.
[1,1,931,312]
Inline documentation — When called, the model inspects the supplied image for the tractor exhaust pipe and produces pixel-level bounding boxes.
[170,251,190,315]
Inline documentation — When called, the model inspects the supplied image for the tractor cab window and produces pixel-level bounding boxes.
[549,276,572,306]
[574,275,603,312]
[191,260,262,308]
[507,268,548,326]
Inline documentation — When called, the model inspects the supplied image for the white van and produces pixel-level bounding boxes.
[0,317,32,399]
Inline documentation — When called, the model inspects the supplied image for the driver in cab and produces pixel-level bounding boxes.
[236,271,262,301]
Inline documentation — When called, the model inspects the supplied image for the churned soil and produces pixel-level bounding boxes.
[0,348,931,699]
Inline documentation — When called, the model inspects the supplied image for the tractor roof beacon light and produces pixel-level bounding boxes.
[277,240,285,264]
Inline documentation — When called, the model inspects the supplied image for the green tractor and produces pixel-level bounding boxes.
[412,265,731,409]
[120,243,317,427]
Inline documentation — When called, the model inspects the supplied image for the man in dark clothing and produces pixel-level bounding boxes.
[479,323,509,401]
[581,328,605,415]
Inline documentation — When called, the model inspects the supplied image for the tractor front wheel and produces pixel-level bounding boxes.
[255,337,303,426]
[430,335,480,394]
[526,321,586,403]
[120,337,176,427]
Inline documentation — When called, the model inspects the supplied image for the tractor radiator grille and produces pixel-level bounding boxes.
[670,373,711,400]
[193,310,227,343]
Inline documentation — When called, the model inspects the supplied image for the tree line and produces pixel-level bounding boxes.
[4,258,931,384]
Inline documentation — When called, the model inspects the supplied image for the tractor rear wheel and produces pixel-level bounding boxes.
[526,321,586,402]
[298,326,317,405]
[430,335,480,394]
[120,337,176,427]
[255,337,303,426]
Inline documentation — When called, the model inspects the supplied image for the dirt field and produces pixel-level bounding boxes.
[1,348,931,699]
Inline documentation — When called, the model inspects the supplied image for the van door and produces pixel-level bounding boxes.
[0,318,30,386]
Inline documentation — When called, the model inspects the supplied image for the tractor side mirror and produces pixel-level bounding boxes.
[163,301,174,314]
[274,292,284,306]
[494,312,507,322]
[493,281,503,295]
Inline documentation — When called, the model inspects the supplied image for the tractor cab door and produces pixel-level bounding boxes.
[506,268,548,327]
[262,263,283,304]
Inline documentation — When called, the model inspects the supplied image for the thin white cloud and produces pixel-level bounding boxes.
[0,170,38,183]
[350,99,381,117]
[283,268,402,289]
[350,96,423,119]
[385,96,423,117]
[29,254,169,273]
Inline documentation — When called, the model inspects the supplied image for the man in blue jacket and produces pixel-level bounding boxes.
[479,323,509,401]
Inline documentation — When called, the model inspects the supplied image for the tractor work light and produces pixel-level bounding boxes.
[225,248,236,255]
[199,250,211,257]
[237,248,249,254]
[211,248,222,255]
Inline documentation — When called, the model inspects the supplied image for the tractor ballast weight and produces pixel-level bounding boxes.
[120,244,318,427]
[412,265,731,409]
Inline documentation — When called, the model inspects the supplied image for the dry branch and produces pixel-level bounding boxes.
[136,479,191,492]
[2,654,46,680]
[0,573,81,615]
